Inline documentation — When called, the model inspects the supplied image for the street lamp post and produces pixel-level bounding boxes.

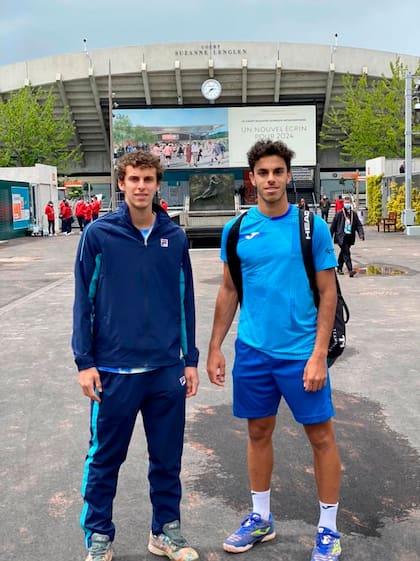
[403,71,420,228]
[108,60,116,211]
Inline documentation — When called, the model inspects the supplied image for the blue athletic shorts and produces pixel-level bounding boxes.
[232,339,335,425]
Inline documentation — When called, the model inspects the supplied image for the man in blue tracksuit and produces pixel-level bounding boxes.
[72,151,200,561]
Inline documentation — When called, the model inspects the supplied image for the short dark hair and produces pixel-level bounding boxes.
[116,151,163,183]
[247,140,295,172]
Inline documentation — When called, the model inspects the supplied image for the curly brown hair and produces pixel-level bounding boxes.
[247,140,295,172]
[116,151,163,183]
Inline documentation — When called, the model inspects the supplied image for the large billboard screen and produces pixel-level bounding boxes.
[113,105,316,169]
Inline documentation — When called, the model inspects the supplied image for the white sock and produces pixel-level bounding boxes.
[318,501,339,532]
[251,489,271,521]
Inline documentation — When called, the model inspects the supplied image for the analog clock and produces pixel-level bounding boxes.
[201,79,222,101]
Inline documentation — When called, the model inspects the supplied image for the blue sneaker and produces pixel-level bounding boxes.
[223,512,275,553]
[310,527,341,561]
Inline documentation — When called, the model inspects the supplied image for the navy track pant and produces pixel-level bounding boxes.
[80,363,186,546]
[338,241,353,272]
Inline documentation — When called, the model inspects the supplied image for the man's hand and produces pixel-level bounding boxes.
[78,367,102,402]
[185,366,199,398]
[207,348,226,387]
[302,355,328,392]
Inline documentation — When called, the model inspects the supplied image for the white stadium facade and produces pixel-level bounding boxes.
[0,41,419,207]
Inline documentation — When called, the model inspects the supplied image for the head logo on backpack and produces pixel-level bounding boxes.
[226,209,349,366]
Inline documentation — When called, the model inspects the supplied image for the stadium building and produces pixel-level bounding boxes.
[0,41,418,220]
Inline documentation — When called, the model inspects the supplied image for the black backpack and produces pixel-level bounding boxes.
[226,209,349,366]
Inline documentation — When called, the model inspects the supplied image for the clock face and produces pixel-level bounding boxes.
[201,79,222,101]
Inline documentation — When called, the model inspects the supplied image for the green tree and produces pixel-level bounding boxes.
[113,114,157,147]
[132,125,157,145]
[320,59,420,164]
[0,86,82,169]
[67,186,83,200]
[113,114,133,145]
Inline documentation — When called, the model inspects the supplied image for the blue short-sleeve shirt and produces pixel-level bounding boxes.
[221,204,337,359]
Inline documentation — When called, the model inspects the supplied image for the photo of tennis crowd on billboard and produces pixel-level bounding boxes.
[114,138,228,169]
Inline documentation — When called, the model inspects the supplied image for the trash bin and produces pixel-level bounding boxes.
[357,208,367,225]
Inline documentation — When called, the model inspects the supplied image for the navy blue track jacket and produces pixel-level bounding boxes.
[72,202,199,372]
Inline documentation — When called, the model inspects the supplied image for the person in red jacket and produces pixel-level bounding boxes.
[84,201,93,226]
[334,194,344,213]
[44,201,56,236]
[74,198,87,232]
[61,199,73,235]
[59,199,66,233]
[91,195,101,220]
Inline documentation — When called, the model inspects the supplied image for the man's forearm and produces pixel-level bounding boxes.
[312,275,337,358]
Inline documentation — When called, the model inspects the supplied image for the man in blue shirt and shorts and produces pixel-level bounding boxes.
[207,140,342,561]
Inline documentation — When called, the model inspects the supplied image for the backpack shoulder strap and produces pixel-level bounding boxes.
[299,209,320,308]
[299,209,349,322]
[226,212,247,305]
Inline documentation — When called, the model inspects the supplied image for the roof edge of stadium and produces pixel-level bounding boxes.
[1,41,419,93]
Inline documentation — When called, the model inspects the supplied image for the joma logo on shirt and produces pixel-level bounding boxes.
[245,232,260,240]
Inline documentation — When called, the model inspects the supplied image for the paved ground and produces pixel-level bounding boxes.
[0,226,419,561]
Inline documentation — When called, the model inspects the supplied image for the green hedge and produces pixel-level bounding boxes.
[367,175,383,225]
[367,175,420,229]
[387,183,420,229]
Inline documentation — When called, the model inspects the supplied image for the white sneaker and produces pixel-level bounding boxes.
[85,533,113,561]
[148,521,198,561]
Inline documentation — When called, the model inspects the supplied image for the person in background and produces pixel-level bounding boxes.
[191,142,200,167]
[72,150,199,561]
[83,199,93,228]
[91,195,101,221]
[399,161,405,174]
[61,199,73,236]
[44,201,56,236]
[298,197,309,211]
[210,142,222,165]
[152,143,161,159]
[334,195,344,213]
[59,198,66,233]
[319,195,331,223]
[207,139,342,561]
[185,143,192,166]
[75,197,87,233]
[330,194,365,277]
[163,144,173,167]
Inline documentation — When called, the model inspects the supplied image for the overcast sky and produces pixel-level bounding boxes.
[0,0,419,66]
